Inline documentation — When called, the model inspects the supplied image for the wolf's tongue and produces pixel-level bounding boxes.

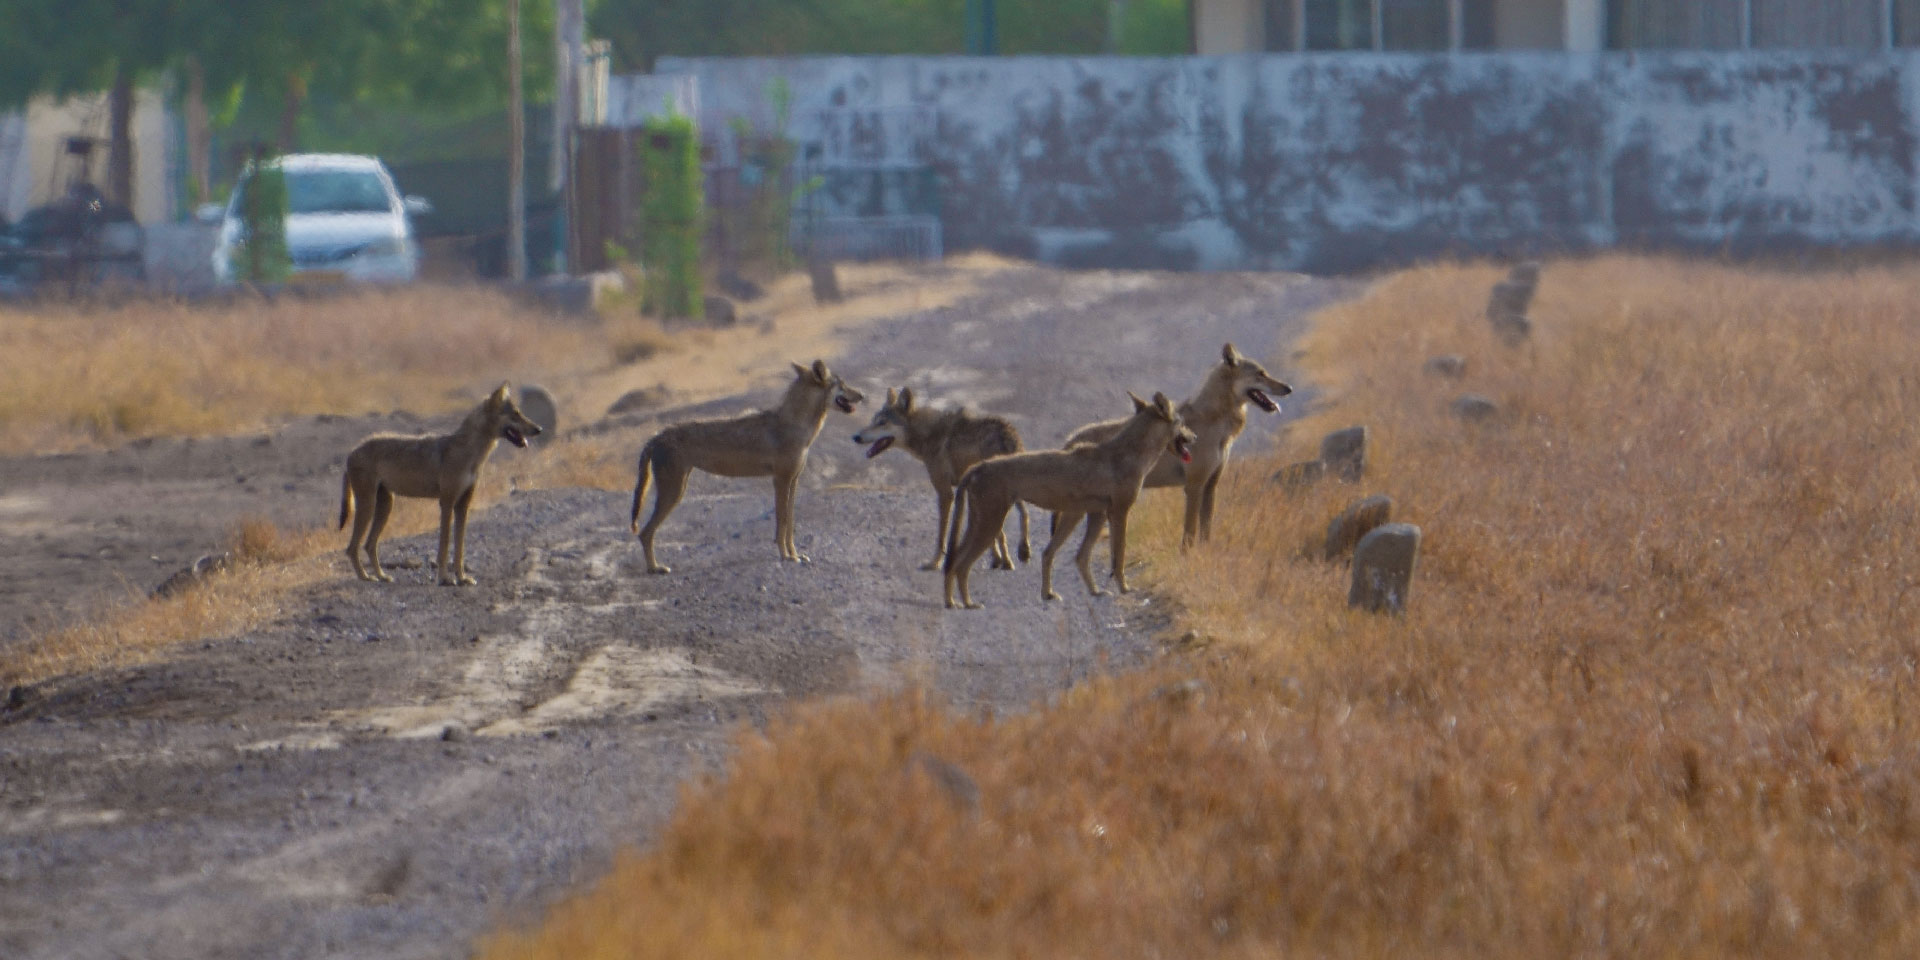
[866,436,893,459]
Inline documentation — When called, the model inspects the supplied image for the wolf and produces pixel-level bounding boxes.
[629,359,863,573]
[338,383,543,586]
[942,392,1194,609]
[851,385,1031,571]
[1062,343,1291,547]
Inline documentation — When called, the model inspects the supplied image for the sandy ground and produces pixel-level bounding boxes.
[0,263,1355,960]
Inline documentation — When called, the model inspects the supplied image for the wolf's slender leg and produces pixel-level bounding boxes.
[1198,468,1223,544]
[1108,506,1133,594]
[924,484,954,571]
[345,476,379,581]
[638,458,687,574]
[1040,510,1084,602]
[435,497,457,585]
[1075,513,1108,597]
[451,487,477,585]
[364,485,396,582]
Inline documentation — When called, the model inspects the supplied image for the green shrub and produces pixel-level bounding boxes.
[236,155,290,286]
[639,114,704,319]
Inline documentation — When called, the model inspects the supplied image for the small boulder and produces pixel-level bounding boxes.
[1319,426,1368,483]
[518,385,558,442]
[809,257,843,304]
[1324,494,1394,563]
[1450,393,1498,422]
[702,295,738,327]
[1424,354,1468,379]
[1490,312,1533,347]
[1349,523,1421,615]
[1270,459,1325,492]
[607,385,671,417]
[715,269,765,302]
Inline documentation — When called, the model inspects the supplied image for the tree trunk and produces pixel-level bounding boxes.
[184,56,211,206]
[277,72,306,153]
[507,0,528,281]
[108,65,134,210]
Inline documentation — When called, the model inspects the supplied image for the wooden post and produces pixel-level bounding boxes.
[508,0,527,282]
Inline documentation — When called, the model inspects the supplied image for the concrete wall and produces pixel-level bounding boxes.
[654,52,1920,271]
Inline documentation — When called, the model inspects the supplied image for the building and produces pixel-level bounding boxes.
[0,90,174,226]
[1193,0,1920,53]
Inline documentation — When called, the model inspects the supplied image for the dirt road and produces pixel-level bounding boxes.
[0,265,1351,959]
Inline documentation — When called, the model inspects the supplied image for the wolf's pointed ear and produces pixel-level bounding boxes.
[1129,391,1149,413]
[884,386,898,406]
[898,386,914,411]
[812,359,829,382]
[1155,392,1176,418]
[490,382,511,407]
[1223,343,1242,365]
[791,362,809,380]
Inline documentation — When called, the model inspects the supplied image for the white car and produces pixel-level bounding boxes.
[206,153,430,286]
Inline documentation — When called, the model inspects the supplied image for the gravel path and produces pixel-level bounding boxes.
[0,265,1354,960]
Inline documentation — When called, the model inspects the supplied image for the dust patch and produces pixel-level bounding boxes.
[479,647,765,736]
[0,806,124,834]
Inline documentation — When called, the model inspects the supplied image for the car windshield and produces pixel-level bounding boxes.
[233,167,393,216]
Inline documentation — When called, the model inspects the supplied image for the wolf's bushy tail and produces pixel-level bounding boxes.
[942,466,979,574]
[337,468,352,530]
[630,437,658,533]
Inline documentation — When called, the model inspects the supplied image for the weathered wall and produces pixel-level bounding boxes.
[653,52,1920,271]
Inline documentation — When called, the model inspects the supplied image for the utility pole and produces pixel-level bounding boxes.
[508,0,527,281]
[553,0,584,274]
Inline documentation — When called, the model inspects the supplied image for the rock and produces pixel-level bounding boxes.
[1319,426,1368,483]
[702,294,738,327]
[1324,494,1394,563]
[152,552,235,599]
[517,384,558,443]
[1490,311,1533,347]
[1424,354,1467,379]
[808,257,843,304]
[607,385,671,417]
[1485,262,1540,347]
[1349,523,1422,615]
[440,724,468,742]
[908,750,979,814]
[1270,459,1325,492]
[715,269,765,302]
[1451,393,1498,422]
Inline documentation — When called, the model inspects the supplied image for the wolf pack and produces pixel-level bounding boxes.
[337,343,1292,609]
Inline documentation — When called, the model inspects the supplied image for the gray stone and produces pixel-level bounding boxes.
[702,294,738,327]
[808,257,843,304]
[1485,262,1540,346]
[1349,523,1422,615]
[517,385,558,443]
[1490,311,1533,347]
[1324,494,1394,562]
[1451,393,1498,422]
[1424,354,1468,378]
[1319,426,1368,482]
[607,385,672,417]
[715,269,765,302]
[152,552,235,599]
[1270,458,1325,492]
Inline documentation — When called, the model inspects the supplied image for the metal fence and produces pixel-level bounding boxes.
[1261,0,1919,50]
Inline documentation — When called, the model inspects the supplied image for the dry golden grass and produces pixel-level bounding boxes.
[0,286,603,451]
[484,255,1920,959]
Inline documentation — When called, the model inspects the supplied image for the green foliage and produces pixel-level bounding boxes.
[591,0,1189,68]
[236,158,290,285]
[638,114,703,319]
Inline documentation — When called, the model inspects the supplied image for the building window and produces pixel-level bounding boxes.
[1752,0,1884,47]
[1607,0,1747,48]
[1903,0,1920,45]
[1273,0,1483,50]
